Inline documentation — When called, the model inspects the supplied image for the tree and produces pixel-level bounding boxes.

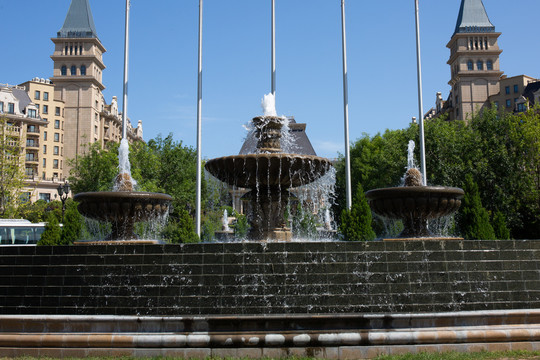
[492,211,510,240]
[38,212,62,245]
[339,183,376,241]
[162,209,199,244]
[61,200,83,244]
[68,142,119,193]
[458,174,495,240]
[0,117,25,218]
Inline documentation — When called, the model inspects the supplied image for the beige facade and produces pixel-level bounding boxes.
[446,32,503,120]
[488,75,538,112]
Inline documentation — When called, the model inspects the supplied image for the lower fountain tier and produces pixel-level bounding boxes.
[365,186,464,238]
[74,191,172,240]
[205,153,333,188]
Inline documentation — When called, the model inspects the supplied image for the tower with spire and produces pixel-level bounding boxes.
[445,0,503,120]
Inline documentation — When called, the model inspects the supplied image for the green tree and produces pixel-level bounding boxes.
[233,212,249,239]
[492,211,510,240]
[162,209,199,244]
[292,203,317,238]
[339,183,376,241]
[38,212,62,245]
[0,117,26,217]
[61,200,83,244]
[68,142,119,193]
[458,174,495,240]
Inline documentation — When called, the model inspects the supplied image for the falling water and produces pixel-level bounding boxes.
[261,93,277,117]
[407,140,417,170]
[114,138,137,191]
[222,209,230,232]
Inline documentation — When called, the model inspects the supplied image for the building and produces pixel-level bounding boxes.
[1,0,143,204]
[426,0,539,121]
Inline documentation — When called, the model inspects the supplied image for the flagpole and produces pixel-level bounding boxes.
[341,0,352,209]
[121,0,130,140]
[195,0,203,238]
[271,0,276,97]
[414,0,427,185]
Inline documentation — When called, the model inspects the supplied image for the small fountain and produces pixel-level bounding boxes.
[205,94,333,241]
[74,139,172,243]
[365,141,464,239]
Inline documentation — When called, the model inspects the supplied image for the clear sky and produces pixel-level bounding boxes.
[1,0,539,160]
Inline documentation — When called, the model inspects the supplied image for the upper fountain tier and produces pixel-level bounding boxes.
[205,116,332,189]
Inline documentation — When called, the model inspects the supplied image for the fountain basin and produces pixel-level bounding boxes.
[365,186,464,238]
[205,153,332,189]
[75,191,172,241]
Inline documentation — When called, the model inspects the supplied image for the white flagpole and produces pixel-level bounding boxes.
[415,0,427,185]
[341,0,352,209]
[121,0,130,140]
[196,0,203,237]
[271,0,276,97]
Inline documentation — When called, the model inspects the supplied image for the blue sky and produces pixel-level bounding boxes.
[2,0,539,160]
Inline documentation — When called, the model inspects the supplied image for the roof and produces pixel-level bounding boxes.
[11,87,32,113]
[239,117,317,156]
[523,81,540,105]
[454,0,495,34]
[57,0,98,39]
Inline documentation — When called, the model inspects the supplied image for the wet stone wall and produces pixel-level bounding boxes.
[0,240,538,316]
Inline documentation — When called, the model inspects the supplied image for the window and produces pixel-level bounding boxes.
[514,85,519,93]
[0,102,3,113]
[467,60,473,71]
[44,92,49,101]
[43,158,46,167]
[54,120,60,129]
[477,60,483,70]
[55,107,60,116]
[517,103,527,112]
[65,45,68,55]
[506,99,512,108]
[28,125,37,133]
[43,131,47,141]
[61,66,67,76]
[25,168,34,177]
[35,90,40,100]
[494,101,499,109]
[81,65,86,75]
[54,133,60,142]
[54,146,59,155]
[28,109,37,118]
[43,105,48,114]
[95,125,98,134]
[8,103,15,114]
[487,61,493,70]
[505,86,510,95]
[39,193,51,202]
[53,160,59,169]
[43,145,47,154]
[71,65,76,75]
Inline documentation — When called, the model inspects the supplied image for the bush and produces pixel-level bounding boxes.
[492,210,511,240]
[339,183,376,241]
[162,209,199,243]
[38,212,62,245]
[459,174,495,240]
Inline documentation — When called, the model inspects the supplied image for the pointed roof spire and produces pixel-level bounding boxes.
[454,0,495,35]
[57,0,98,39]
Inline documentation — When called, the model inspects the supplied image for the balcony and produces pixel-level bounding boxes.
[25,140,39,149]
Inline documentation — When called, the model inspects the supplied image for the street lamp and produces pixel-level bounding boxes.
[57,181,70,223]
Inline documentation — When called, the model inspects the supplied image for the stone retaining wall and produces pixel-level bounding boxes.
[0,240,538,315]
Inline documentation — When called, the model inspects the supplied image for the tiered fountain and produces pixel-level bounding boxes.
[205,95,333,241]
[74,140,172,242]
[365,141,464,239]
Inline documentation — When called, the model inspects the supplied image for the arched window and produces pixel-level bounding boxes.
[80,65,86,76]
[467,60,473,71]
[61,66,67,76]
[477,60,484,70]
[487,60,493,70]
[70,65,77,75]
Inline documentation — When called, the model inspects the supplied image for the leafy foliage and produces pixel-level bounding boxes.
[233,212,249,239]
[292,203,318,238]
[38,212,62,245]
[458,174,495,240]
[162,209,199,244]
[339,182,376,241]
[61,200,83,244]
[0,117,26,218]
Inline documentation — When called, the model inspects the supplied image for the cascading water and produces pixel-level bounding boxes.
[205,94,334,241]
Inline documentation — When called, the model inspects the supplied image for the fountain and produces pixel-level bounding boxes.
[365,141,464,239]
[205,95,333,241]
[74,139,172,242]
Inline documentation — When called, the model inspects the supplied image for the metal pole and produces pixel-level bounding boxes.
[414,0,427,185]
[121,0,130,140]
[271,0,276,97]
[341,0,352,209]
[195,0,203,238]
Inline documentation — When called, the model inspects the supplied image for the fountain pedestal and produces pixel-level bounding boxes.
[243,188,292,241]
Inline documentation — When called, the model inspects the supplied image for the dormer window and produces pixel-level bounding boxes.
[28,109,37,118]
[8,103,14,114]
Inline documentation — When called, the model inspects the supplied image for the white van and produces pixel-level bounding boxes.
[0,219,46,245]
